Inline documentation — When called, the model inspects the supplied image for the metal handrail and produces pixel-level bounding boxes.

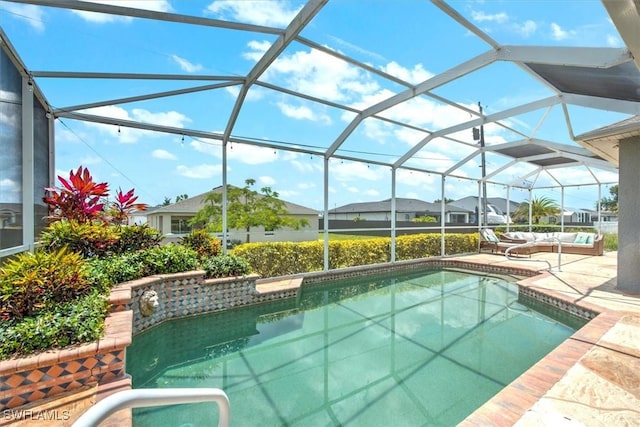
[504,236,562,272]
[72,388,230,427]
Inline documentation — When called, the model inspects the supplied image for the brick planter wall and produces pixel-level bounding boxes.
[0,310,131,410]
[0,271,266,412]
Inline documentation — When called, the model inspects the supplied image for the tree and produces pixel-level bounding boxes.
[433,198,454,204]
[189,179,309,243]
[598,184,618,213]
[160,194,189,206]
[512,196,559,224]
[175,194,189,203]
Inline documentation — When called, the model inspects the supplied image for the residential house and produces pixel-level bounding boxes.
[449,196,519,224]
[146,187,319,244]
[544,208,618,225]
[327,198,473,223]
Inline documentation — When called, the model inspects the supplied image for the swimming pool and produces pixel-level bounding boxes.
[127,268,583,426]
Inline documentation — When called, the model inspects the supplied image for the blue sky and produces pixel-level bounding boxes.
[1,0,624,212]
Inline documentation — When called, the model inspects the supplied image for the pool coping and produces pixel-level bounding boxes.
[458,268,613,426]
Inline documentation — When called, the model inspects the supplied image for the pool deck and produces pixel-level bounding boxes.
[3,251,639,426]
[457,251,640,426]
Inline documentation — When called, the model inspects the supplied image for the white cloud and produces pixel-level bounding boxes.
[152,149,177,160]
[606,34,621,47]
[227,143,278,165]
[297,182,315,190]
[472,10,509,24]
[290,159,322,173]
[381,62,434,84]
[79,155,102,165]
[176,164,221,179]
[363,189,380,197]
[245,43,379,103]
[327,35,386,62]
[276,102,332,124]
[78,105,191,143]
[190,139,221,156]
[276,189,299,199]
[131,109,190,128]
[550,23,575,41]
[205,0,302,27]
[242,40,272,61]
[396,169,436,187]
[225,85,266,101]
[0,178,20,192]
[1,3,44,31]
[72,1,172,23]
[258,175,276,186]
[171,55,203,73]
[331,162,385,182]
[517,20,537,37]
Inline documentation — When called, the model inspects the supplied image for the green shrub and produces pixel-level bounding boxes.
[40,220,121,258]
[136,245,199,276]
[41,221,163,258]
[181,229,222,260]
[86,245,199,286]
[85,253,145,288]
[0,248,93,320]
[233,233,477,278]
[117,224,163,253]
[604,233,618,251]
[0,290,108,358]
[202,254,251,278]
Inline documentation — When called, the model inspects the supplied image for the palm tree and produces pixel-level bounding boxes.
[513,196,560,224]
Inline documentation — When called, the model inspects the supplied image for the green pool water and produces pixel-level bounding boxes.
[127,269,583,426]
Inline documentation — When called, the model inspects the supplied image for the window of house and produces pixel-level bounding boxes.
[170,216,193,234]
[450,214,466,223]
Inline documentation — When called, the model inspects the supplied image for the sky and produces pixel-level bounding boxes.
[0,0,626,212]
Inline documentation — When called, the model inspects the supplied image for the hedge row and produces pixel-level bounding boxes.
[232,233,478,278]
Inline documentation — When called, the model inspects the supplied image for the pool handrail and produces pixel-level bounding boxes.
[504,236,562,272]
[71,388,230,427]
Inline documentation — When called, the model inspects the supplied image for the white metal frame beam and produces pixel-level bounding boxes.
[395,95,561,167]
[325,49,499,158]
[9,0,282,35]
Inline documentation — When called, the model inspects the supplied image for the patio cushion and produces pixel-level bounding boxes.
[556,232,578,243]
[574,232,589,244]
[481,229,500,242]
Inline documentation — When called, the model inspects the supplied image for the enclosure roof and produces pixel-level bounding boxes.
[2,0,638,207]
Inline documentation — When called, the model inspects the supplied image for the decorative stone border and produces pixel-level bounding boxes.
[0,311,131,410]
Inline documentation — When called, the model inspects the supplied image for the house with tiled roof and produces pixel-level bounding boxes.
[328,198,473,223]
[146,186,319,244]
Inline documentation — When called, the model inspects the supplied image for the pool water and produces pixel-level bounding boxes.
[127,269,583,426]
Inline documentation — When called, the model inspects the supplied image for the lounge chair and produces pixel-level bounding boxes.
[480,228,536,256]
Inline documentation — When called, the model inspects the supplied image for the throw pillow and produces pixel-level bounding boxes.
[574,232,589,244]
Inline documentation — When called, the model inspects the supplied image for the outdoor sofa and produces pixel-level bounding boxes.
[481,229,604,256]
